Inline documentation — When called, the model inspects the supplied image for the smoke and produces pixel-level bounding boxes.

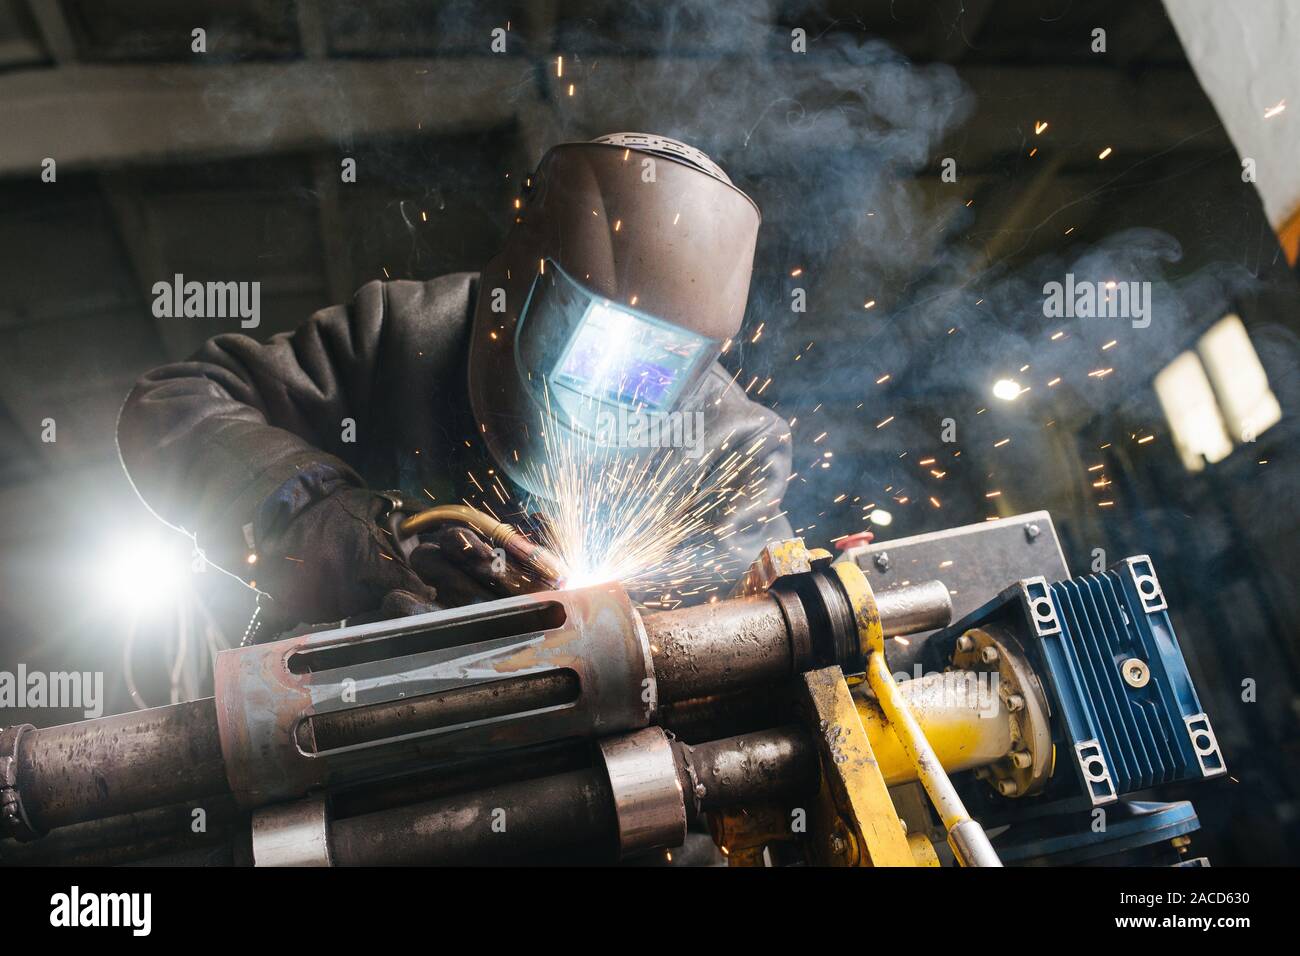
[509,0,1281,541]
[186,0,1289,539]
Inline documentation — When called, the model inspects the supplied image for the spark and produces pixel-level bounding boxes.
[1098,146,1113,160]
[1264,99,1286,119]
[992,379,1022,401]
[521,389,770,600]
[1035,120,1049,134]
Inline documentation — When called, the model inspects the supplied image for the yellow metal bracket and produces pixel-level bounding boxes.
[832,560,1002,866]
[732,537,833,597]
[799,665,915,867]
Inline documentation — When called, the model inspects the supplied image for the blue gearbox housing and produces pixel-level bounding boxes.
[934,555,1226,809]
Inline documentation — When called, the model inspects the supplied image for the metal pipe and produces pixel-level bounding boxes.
[644,578,952,704]
[15,699,226,834]
[5,575,954,841]
[677,726,819,809]
[328,768,617,865]
[646,594,793,703]
[875,580,952,638]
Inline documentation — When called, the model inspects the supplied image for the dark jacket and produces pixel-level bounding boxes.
[116,273,794,606]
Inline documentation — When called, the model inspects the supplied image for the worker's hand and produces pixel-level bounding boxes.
[407,524,552,607]
[253,486,439,630]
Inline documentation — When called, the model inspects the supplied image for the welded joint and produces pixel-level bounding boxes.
[0,723,42,842]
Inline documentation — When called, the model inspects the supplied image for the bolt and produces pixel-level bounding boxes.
[996,779,1020,797]
[1010,750,1033,769]
[955,635,974,653]
[874,551,891,571]
[1025,523,1041,540]
[1005,694,1025,712]
[980,646,1000,664]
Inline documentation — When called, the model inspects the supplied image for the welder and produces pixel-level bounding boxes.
[116,133,793,636]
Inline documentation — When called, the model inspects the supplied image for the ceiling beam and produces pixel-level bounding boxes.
[0,58,1220,177]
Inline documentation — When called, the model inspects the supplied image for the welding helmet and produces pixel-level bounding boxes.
[468,133,761,498]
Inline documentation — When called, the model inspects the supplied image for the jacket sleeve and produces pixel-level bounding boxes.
[702,369,796,573]
[116,281,390,575]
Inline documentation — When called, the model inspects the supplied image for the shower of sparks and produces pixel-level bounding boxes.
[517,389,779,605]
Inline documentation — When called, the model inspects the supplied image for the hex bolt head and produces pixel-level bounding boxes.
[996,779,1020,797]
[874,551,891,571]
[979,646,1000,664]
[955,635,975,653]
[1010,750,1033,769]
[1025,523,1041,540]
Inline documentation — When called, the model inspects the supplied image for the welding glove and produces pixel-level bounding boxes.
[407,524,550,608]
[252,483,440,631]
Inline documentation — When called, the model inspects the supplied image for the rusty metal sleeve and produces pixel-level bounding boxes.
[645,594,793,703]
[644,578,953,705]
[13,699,227,834]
